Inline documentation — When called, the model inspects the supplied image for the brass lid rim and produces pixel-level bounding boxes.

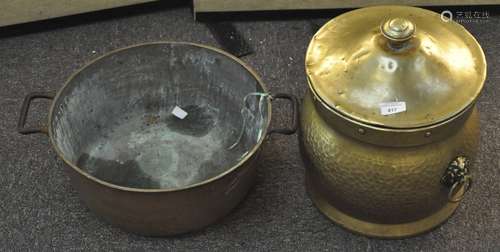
[308,77,475,133]
[305,5,487,129]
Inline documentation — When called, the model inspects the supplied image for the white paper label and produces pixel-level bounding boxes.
[379,102,406,115]
[172,106,188,119]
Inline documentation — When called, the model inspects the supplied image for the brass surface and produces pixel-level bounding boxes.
[305,5,487,129]
[66,151,259,236]
[33,42,273,235]
[299,91,479,237]
[48,42,273,193]
[305,171,460,238]
[381,18,416,42]
[309,84,475,147]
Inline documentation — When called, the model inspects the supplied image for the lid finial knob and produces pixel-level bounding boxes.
[381,18,415,43]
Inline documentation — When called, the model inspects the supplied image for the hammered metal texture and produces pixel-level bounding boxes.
[299,92,479,225]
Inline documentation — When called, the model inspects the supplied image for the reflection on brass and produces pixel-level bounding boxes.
[194,0,500,13]
[306,6,486,129]
[300,6,486,238]
[381,18,416,42]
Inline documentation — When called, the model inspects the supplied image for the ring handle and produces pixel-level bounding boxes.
[441,156,473,203]
[17,91,55,135]
[268,93,299,135]
[448,175,472,203]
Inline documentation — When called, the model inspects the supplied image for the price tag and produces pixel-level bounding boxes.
[379,102,406,116]
[172,106,188,119]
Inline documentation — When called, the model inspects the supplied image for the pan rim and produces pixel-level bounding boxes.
[47,41,272,193]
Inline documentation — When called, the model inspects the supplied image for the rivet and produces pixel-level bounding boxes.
[358,128,366,135]
[425,132,432,137]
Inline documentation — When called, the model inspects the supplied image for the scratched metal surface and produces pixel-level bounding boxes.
[50,42,266,190]
[0,3,499,251]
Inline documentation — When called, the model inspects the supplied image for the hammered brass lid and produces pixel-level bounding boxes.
[306,6,486,128]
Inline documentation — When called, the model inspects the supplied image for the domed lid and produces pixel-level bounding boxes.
[305,6,486,128]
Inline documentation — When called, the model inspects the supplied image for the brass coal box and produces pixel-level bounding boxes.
[300,6,486,238]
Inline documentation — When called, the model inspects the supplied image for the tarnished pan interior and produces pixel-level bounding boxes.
[49,43,269,190]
